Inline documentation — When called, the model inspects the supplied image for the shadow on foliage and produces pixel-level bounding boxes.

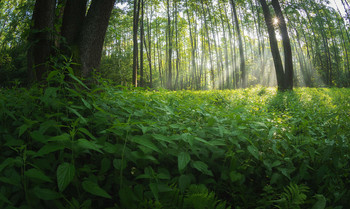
[266,90,301,113]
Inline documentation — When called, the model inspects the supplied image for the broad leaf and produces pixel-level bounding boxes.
[312,194,326,209]
[247,145,259,160]
[57,163,75,192]
[36,143,65,156]
[82,180,111,199]
[33,187,61,200]
[67,107,87,124]
[76,139,103,153]
[179,175,191,193]
[25,168,52,182]
[192,161,213,176]
[132,136,161,153]
[178,152,191,171]
[48,133,70,142]
[0,193,12,204]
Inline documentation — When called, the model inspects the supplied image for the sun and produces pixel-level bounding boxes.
[273,17,279,25]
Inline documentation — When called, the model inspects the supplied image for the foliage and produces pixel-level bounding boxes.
[1,65,350,208]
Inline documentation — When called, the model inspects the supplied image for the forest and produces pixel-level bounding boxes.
[0,0,350,208]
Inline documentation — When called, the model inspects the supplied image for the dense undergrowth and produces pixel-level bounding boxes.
[1,73,350,208]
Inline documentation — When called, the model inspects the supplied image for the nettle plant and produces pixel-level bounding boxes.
[1,63,350,208]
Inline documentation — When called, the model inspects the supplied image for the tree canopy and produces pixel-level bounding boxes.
[0,0,349,89]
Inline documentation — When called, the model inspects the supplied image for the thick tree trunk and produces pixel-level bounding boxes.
[61,0,87,47]
[271,0,293,90]
[79,0,116,78]
[60,0,87,75]
[259,0,286,91]
[27,0,56,82]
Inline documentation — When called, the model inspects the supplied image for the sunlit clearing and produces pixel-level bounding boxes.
[273,17,279,25]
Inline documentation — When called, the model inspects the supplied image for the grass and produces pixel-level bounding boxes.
[1,76,350,208]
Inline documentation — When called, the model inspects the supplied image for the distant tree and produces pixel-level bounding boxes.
[230,0,246,88]
[133,0,141,87]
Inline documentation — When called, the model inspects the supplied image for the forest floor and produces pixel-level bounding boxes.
[1,79,350,208]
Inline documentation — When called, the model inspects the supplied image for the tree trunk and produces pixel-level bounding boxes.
[167,0,173,90]
[175,0,180,90]
[230,0,246,88]
[201,0,215,89]
[259,0,286,91]
[61,0,87,47]
[219,1,230,89]
[60,0,87,75]
[27,0,56,82]
[271,0,293,90]
[78,0,116,78]
[186,0,197,90]
[133,0,141,87]
[144,3,153,88]
[140,0,145,87]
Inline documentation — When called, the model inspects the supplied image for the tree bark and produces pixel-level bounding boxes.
[201,0,215,89]
[230,0,246,88]
[27,0,56,82]
[166,0,173,90]
[133,0,141,87]
[271,0,293,90]
[79,0,116,78]
[259,0,286,91]
[61,0,87,47]
[140,0,145,87]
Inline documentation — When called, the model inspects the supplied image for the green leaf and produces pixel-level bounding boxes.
[36,143,65,156]
[100,158,111,174]
[47,70,60,81]
[18,124,29,137]
[0,193,12,204]
[178,152,191,171]
[192,161,213,176]
[48,133,70,142]
[68,74,90,90]
[312,194,326,209]
[230,171,245,183]
[152,134,174,144]
[149,183,159,201]
[0,158,15,173]
[81,98,92,109]
[33,187,61,200]
[179,175,191,193]
[132,136,161,153]
[57,163,75,192]
[76,139,103,153]
[67,107,87,124]
[78,128,96,140]
[30,131,46,143]
[0,176,20,187]
[25,168,52,183]
[82,181,111,199]
[194,137,212,146]
[247,145,259,160]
